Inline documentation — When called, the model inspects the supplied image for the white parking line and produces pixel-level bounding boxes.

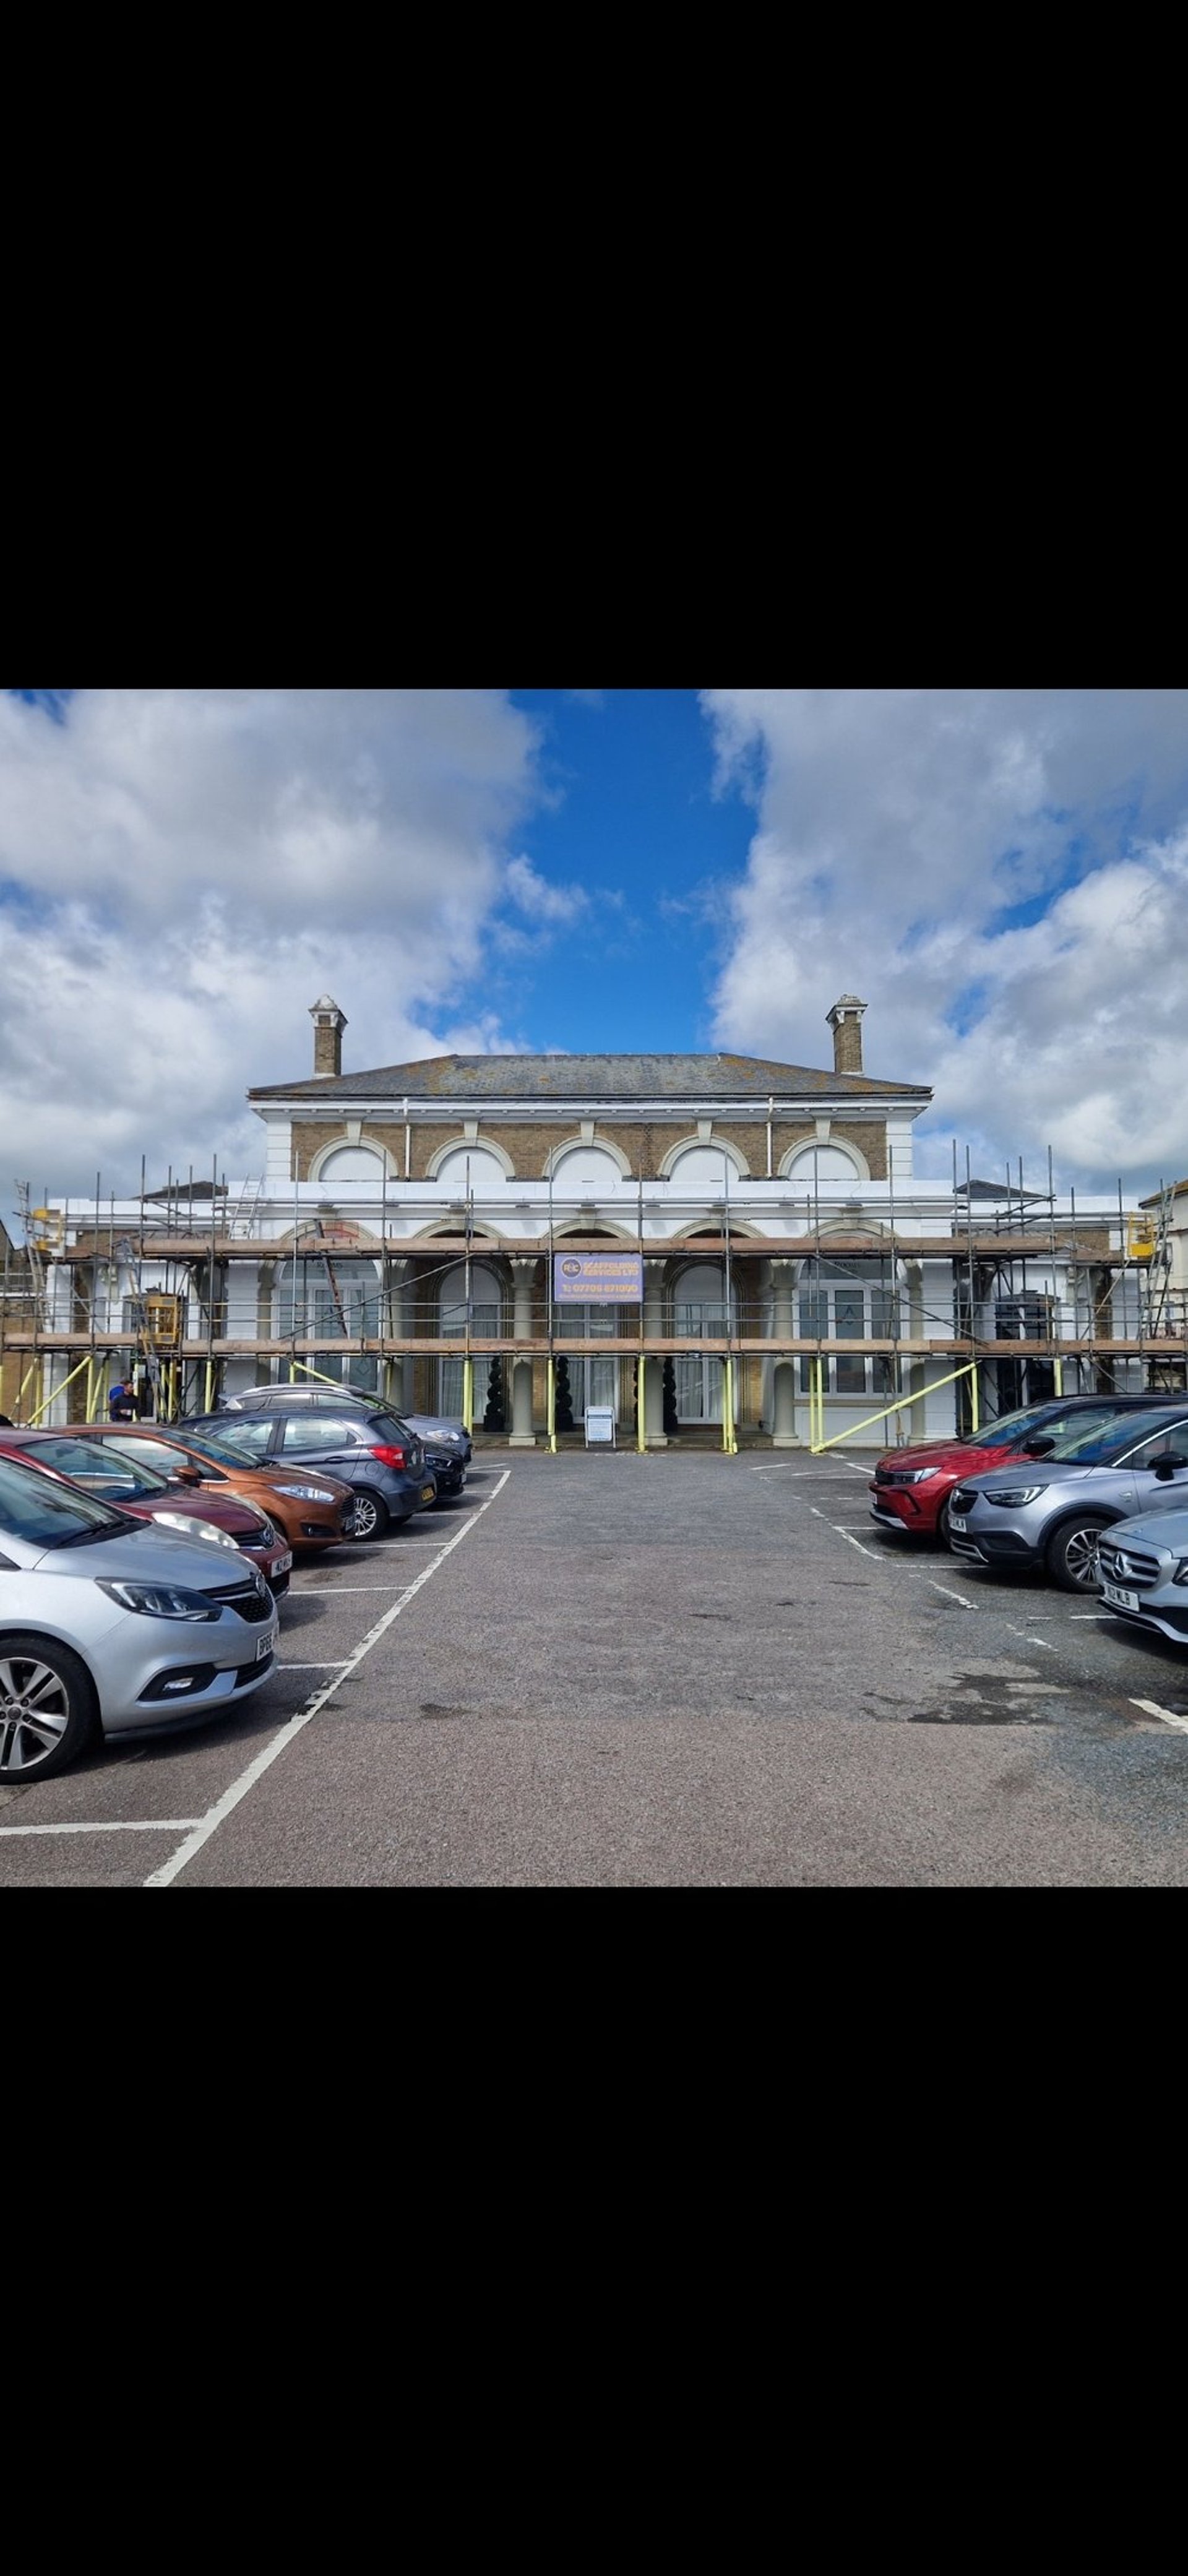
[807,1507,883,1560]
[144,1467,512,1889]
[277,1661,350,1670]
[1130,1697,1188,1734]
[927,1582,979,1607]
[1,1819,202,1837]
[1007,1628,1057,1650]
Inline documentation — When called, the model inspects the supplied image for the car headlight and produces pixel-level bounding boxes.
[97,1577,220,1621]
[153,1512,243,1552]
[273,1483,338,1503]
[897,1468,938,1484]
[984,1488,1045,1507]
[1171,1559,1188,1588]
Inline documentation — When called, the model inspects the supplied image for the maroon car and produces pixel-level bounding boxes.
[0,1427,293,1596]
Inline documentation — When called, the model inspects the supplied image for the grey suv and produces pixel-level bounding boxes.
[216,1382,473,1470]
[182,1406,433,1541]
[946,1405,1188,1591]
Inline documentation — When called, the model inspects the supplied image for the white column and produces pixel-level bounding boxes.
[510,1259,536,1446]
[771,1257,799,1447]
[644,1260,667,1444]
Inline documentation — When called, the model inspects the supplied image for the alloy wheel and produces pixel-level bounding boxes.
[0,1654,72,1776]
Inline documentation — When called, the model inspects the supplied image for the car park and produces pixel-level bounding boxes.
[0,1450,278,1780]
[944,1406,1188,1591]
[869,1393,1165,1544]
[1097,1508,1188,1644]
[43,1423,356,1554]
[181,1405,434,1540]
[0,1427,295,1596]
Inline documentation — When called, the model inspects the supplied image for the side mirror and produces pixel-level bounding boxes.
[174,1463,204,1486]
[1150,1454,1188,1480]
[1022,1436,1056,1457]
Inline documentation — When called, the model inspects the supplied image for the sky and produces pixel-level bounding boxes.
[2,685,1187,1206]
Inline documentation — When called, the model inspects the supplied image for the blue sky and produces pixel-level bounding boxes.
[499,689,755,1051]
[4,687,1188,1198]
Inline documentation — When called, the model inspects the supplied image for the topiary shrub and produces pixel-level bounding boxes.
[483,1355,506,1434]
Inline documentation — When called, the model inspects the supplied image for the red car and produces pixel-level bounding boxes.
[0,1427,294,1596]
[869,1394,1164,1545]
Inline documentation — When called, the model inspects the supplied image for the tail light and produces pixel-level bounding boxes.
[369,1443,406,1470]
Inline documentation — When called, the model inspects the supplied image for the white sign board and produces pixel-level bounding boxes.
[584,1405,616,1447]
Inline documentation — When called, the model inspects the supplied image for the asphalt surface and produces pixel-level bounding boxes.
[6,1448,1188,1885]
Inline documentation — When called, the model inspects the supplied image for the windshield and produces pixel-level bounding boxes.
[0,1451,135,1546]
[150,1431,239,1473]
[966,1404,1060,1452]
[1044,1409,1188,1465]
[18,1436,176,1500]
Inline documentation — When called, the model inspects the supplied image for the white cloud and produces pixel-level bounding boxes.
[700,689,1188,1188]
[0,689,544,1195]
[504,853,590,924]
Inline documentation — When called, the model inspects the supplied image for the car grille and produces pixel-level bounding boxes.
[1097,1540,1161,1590]
[204,1577,272,1624]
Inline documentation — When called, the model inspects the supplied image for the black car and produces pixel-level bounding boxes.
[181,1406,434,1540]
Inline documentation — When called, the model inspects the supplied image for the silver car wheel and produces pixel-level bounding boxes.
[1046,1517,1109,1593]
[350,1489,389,1541]
[0,1642,97,1780]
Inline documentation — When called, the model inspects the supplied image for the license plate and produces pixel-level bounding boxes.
[948,1513,967,1533]
[273,1551,293,1574]
[256,1631,273,1660]
[421,1483,436,1505]
[1101,1581,1140,1612]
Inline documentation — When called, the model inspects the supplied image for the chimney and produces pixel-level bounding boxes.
[827,994,867,1075]
[309,994,347,1079]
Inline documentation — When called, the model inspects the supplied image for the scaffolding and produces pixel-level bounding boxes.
[4,1144,1184,1440]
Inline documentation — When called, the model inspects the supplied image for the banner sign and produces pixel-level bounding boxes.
[553,1252,644,1304]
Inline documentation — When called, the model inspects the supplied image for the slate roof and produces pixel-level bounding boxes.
[249,1051,931,1105]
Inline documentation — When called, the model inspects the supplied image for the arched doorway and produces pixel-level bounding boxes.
[672,1260,738,1426]
[438,1260,503,1420]
[273,1256,384,1392]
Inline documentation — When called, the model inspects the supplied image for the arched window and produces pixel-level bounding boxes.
[315,1145,388,1182]
[433,1147,511,1191]
[272,1256,384,1394]
[665,1144,747,1188]
[783,1143,865,1181]
[550,1147,625,1196]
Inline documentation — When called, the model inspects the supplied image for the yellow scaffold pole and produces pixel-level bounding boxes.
[462,1356,474,1436]
[637,1355,647,1453]
[24,1353,93,1426]
[547,1355,557,1454]
[722,1355,738,1454]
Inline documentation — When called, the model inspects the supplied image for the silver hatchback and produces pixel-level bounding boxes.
[0,1452,279,1781]
[945,1405,1188,1592]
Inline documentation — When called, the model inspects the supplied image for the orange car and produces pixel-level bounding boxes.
[58,1424,355,1554]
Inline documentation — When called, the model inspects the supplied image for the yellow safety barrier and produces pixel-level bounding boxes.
[547,1355,557,1454]
[809,1357,982,1455]
[24,1353,94,1426]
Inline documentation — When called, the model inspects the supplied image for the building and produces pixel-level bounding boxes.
[6,993,1177,1447]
